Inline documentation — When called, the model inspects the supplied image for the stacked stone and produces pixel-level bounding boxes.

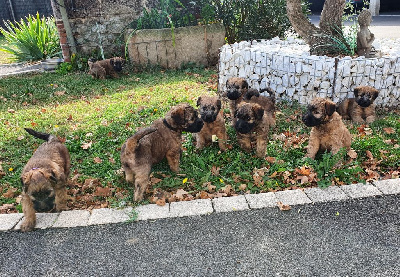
[218,38,400,107]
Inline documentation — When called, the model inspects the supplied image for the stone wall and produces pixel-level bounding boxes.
[218,38,400,107]
[126,24,225,68]
[59,0,159,56]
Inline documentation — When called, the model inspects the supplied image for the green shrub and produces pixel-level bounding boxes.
[0,13,60,62]
[213,0,311,43]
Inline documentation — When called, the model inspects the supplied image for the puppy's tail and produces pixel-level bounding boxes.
[244,88,260,100]
[125,127,157,151]
[24,128,58,143]
[259,88,275,99]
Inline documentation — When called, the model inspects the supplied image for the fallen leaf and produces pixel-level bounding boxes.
[67,114,73,121]
[265,156,276,163]
[8,109,15,114]
[206,183,216,193]
[93,157,102,164]
[54,90,65,96]
[17,135,24,141]
[175,189,189,200]
[277,201,291,211]
[2,188,17,198]
[94,187,112,197]
[150,177,162,184]
[211,165,220,176]
[239,184,247,191]
[366,150,374,160]
[156,198,166,206]
[383,127,395,134]
[347,149,358,159]
[81,141,92,149]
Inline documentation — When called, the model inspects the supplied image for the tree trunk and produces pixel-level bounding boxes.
[287,0,349,56]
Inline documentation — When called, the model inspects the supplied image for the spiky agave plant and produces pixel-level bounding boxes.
[0,12,61,62]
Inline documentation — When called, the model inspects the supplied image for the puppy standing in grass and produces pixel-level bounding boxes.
[88,57,125,79]
[337,86,379,124]
[225,77,249,126]
[120,103,204,202]
[195,96,227,151]
[302,98,351,159]
[20,128,70,232]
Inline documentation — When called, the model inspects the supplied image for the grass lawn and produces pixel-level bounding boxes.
[1,67,399,212]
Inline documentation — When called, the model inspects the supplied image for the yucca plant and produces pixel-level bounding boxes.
[0,12,61,62]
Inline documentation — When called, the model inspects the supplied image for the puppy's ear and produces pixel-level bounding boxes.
[110,58,114,66]
[242,80,249,89]
[171,108,185,125]
[216,99,222,110]
[196,97,202,107]
[372,88,379,100]
[354,87,360,97]
[50,170,58,183]
[252,104,264,120]
[325,101,336,116]
[21,177,28,192]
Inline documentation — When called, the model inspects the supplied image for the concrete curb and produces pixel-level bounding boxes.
[1,179,399,232]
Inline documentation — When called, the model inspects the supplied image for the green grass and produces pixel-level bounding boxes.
[1,68,400,209]
[0,36,13,64]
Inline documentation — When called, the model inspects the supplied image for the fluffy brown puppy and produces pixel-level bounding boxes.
[302,98,351,159]
[88,57,125,79]
[234,101,273,158]
[337,86,379,124]
[20,128,70,232]
[195,96,228,151]
[245,87,276,129]
[88,60,106,79]
[225,77,249,126]
[120,103,204,201]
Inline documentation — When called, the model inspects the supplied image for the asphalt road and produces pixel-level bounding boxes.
[1,194,399,276]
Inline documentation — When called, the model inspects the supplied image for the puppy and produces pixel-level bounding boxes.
[88,60,106,79]
[225,77,249,126]
[88,57,125,79]
[195,96,228,151]
[120,103,204,201]
[302,98,351,159]
[245,87,276,128]
[20,128,70,232]
[234,101,273,158]
[337,86,379,124]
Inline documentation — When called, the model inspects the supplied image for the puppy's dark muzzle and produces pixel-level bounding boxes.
[226,90,241,100]
[302,113,323,127]
[201,113,218,123]
[184,119,204,133]
[33,196,55,212]
[235,119,255,134]
[356,98,371,108]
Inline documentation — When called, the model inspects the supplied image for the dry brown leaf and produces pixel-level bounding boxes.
[277,201,291,211]
[347,149,358,159]
[206,183,216,193]
[239,184,247,191]
[2,187,17,198]
[150,177,162,184]
[67,114,73,121]
[295,166,311,176]
[17,135,25,141]
[156,198,166,206]
[366,150,374,160]
[383,127,395,134]
[211,165,220,176]
[54,90,66,96]
[93,157,102,164]
[265,156,276,163]
[94,187,112,197]
[81,141,92,149]
[199,191,210,199]
[174,189,189,200]
[8,109,15,114]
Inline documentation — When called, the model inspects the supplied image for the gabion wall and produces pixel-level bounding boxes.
[218,38,400,107]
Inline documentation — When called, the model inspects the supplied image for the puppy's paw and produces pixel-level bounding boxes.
[20,219,35,232]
